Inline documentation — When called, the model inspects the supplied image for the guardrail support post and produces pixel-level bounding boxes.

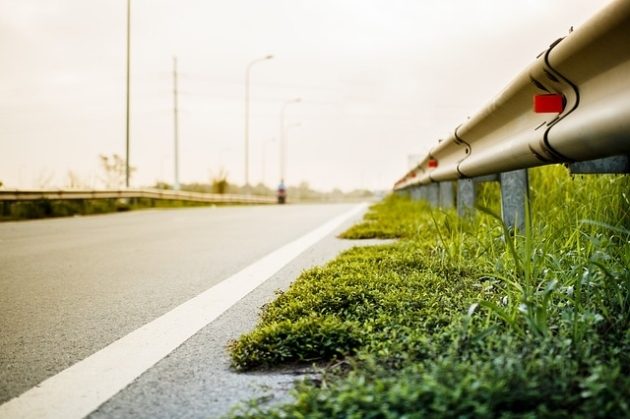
[499,169,528,232]
[410,186,422,201]
[419,186,428,202]
[426,183,439,206]
[439,181,454,208]
[457,179,475,216]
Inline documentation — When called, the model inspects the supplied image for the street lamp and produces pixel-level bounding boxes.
[244,54,273,189]
[172,56,180,190]
[279,97,301,183]
[125,0,131,187]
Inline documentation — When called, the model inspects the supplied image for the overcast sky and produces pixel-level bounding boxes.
[0,0,611,191]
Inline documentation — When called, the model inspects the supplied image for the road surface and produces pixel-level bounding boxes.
[0,203,368,418]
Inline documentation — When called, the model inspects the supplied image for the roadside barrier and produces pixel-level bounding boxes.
[0,189,276,205]
[394,0,630,230]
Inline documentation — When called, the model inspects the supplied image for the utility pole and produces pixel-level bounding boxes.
[125,0,131,187]
[244,54,273,190]
[172,56,180,190]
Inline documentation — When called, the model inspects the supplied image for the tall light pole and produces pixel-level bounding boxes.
[125,0,131,187]
[172,56,180,190]
[244,54,273,189]
[279,98,301,183]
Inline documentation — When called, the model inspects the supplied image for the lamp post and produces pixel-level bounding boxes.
[279,97,301,183]
[125,0,131,187]
[172,56,180,190]
[244,54,273,189]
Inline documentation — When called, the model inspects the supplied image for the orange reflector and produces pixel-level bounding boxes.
[534,94,564,113]
[428,159,438,168]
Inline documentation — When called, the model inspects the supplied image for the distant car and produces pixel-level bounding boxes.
[277,181,287,204]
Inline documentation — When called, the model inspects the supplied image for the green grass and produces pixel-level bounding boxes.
[227,165,629,418]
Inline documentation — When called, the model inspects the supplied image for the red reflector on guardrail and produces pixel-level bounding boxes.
[534,94,564,113]
[428,159,438,168]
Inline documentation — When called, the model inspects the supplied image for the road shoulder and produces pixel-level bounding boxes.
[88,212,387,418]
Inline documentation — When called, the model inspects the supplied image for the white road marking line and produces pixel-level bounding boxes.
[0,203,367,419]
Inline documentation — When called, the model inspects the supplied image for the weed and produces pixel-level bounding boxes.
[227,165,630,418]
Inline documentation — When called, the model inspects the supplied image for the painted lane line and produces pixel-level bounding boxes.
[0,203,367,419]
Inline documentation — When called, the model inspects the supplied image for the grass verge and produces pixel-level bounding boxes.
[228,165,629,418]
[0,198,238,221]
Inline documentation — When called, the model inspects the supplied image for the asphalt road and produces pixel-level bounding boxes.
[0,203,368,417]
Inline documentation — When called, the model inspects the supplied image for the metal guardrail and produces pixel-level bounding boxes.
[0,189,276,205]
[395,0,630,191]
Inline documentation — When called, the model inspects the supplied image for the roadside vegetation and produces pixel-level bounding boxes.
[228,165,629,418]
[161,180,375,203]
[0,198,217,221]
[0,154,374,221]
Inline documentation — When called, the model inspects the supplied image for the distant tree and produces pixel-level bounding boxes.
[65,171,87,189]
[182,182,211,193]
[250,182,274,196]
[211,168,229,194]
[351,189,374,198]
[291,181,319,200]
[99,154,135,188]
[35,169,55,188]
[153,181,172,190]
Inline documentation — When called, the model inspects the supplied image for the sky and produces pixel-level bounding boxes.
[0,0,612,191]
